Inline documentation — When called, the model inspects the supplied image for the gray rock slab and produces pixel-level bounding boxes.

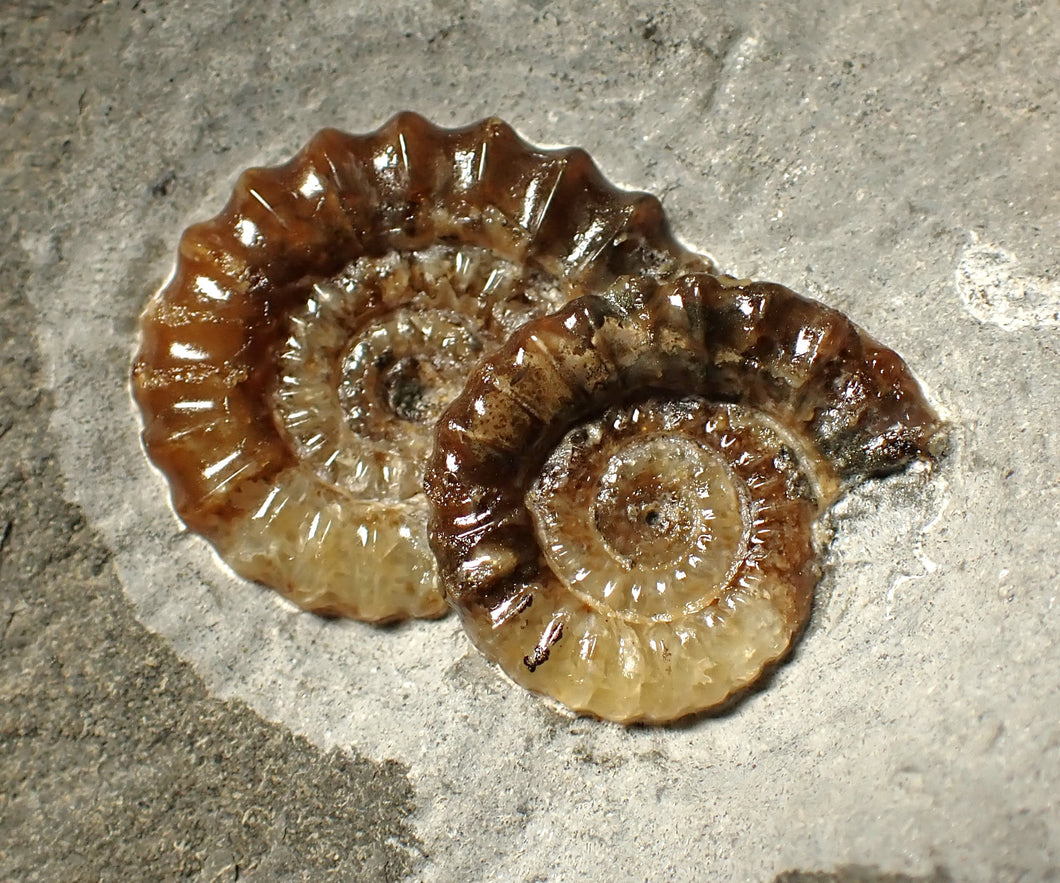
[3,0,1057,880]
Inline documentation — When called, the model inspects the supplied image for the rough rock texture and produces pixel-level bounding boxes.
[0,137,419,883]
[3,0,1058,881]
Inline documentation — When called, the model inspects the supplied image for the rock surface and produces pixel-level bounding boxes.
[2,1,1057,880]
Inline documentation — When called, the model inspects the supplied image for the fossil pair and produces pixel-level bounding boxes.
[133,113,943,724]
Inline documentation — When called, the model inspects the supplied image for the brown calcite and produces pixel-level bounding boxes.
[425,274,945,722]
[131,113,709,622]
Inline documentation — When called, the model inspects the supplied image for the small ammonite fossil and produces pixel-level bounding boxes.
[132,113,709,621]
[425,273,945,723]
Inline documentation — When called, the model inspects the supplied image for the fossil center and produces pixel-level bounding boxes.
[528,401,748,623]
[272,245,567,501]
[592,436,741,573]
[338,307,484,435]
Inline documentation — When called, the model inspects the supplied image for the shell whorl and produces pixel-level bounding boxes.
[132,113,710,621]
[424,274,944,722]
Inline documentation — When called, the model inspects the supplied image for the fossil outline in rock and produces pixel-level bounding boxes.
[425,273,945,722]
[131,112,710,621]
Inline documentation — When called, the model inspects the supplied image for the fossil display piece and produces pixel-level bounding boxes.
[425,274,944,722]
[132,113,709,621]
[132,111,942,722]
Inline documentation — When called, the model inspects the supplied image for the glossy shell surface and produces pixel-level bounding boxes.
[131,113,709,621]
[425,274,944,722]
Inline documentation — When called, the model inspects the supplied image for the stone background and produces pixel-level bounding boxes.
[2,1,1057,880]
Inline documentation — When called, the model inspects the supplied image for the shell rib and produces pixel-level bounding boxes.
[132,113,709,621]
[425,273,944,722]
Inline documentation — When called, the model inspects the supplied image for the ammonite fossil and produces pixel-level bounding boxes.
[132,113,709,621]
[425,273,944,723]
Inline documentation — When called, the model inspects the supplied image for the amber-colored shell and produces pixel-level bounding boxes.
[132,112,709,622]
[425,274,944,722]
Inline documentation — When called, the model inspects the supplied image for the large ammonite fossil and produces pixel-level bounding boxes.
[425,273,944,723]
[132,113,709,621]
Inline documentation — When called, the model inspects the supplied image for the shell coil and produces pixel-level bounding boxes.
[132,112,708,622]
[424,274,944,722]
[133,113,943,722]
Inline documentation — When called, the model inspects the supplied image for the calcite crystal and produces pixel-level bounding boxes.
[425,274,944,722]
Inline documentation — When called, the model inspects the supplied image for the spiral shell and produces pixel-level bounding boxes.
[132,113,709,621]
[425,273,944,722]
